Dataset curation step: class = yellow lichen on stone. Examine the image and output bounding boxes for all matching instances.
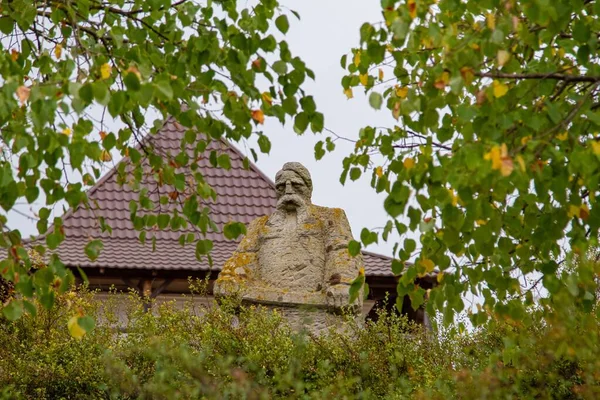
[218,252,256,283]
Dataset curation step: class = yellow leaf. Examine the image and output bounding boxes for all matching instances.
[484,145,502,170]
[359,267,365,276]
[492,80,508,98]
[68,316,86,340]
[516,155,526,172]
[251,109,265,124]
[403,157,415,169]
[460,67,474,85]
[16,86,30,105]
[497,50,510,67]
[436,272,444,283]
[100,131,107,140]
[359,73,369,86]
[100,150,112,162]
[580,204,590,220]
[591,141,600,155]
[486,13,496,30]
[378,68,384,81]
[261,92,272,105]
[485,143,513,176]
[521,135,532,145]
[419,258,435,273]
[392,101,401,120]
[434,71,450,89]
[127,65,142,79]
[54,44,62,59]
[448,189,458,206]
[10,49,19,62]
[62,127,72,136]
[100,63,112,80]
[395,86,408,98]
[476,219,487,226]
[421,37,433,48]
[375,166,383,178]
[353,51,361,67]
[344,88,354,99]
[557,131,568,141]
[470,43,480,50]
[407,0,417,19]
[500,156,514,177]
[568,205,580,218]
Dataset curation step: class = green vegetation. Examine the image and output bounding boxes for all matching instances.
[0,281,599,399]
[336,0,600,326]
[1,0,600,396]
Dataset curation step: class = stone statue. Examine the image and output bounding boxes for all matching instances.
[214,162,363,332]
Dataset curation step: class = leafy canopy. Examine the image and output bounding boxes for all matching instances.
[0,0,321,319]
[331,0,600,325]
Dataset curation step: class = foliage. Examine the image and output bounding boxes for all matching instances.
[0,285,599,399]
[324,0,600,324]
[0,0,319,314]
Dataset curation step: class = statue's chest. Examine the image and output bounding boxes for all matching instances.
[258,222,326,290]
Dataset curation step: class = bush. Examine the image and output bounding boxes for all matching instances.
[1,282,599,399]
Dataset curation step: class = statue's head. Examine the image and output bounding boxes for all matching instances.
[274,162,312,212]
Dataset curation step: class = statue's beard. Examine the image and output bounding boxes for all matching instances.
[276,194,307,212]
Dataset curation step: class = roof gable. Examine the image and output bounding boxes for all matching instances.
[53,118,393,276]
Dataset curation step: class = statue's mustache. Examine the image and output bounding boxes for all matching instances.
[277,194,305,208]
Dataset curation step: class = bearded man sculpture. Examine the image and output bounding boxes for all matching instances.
[214,162,363,332]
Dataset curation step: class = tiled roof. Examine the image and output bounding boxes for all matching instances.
[50,117,393,277]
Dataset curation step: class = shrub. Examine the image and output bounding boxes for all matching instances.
[1,284,599,399]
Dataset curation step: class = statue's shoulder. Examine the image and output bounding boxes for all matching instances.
[309,205,349,224]
[248,215,269,229]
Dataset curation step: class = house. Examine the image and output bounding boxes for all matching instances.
[48,117,435,323]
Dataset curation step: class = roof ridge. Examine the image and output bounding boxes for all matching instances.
[223,139,276,189]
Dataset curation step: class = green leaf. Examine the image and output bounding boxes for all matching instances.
[92,82,110,105]
[272,60,287,75]
[368,92,383,110]
[275,15,289,34]
[348,240,361,256]
[195,239,213,259]
[360,228,378,246]
[300,96,317,114]
[125,73,142,92]
[76,266,89,286]
[2,300,23,321]
[223,221,247,240]
[391,259,404,275]
[314,141,325,160]
[155,81,173,100]
[217,154,231,170]
[0,17,14,35]
[294,112,309,134]
[157,214,170,230]
[349,167,361,181]
[257,135,271,153]
[77,315,96,332]
[84,239,104,262]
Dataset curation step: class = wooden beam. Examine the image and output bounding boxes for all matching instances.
[150,279,173,299]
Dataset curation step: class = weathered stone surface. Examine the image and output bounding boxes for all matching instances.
[214,162,363,333]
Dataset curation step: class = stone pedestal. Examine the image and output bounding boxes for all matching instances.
[264,305,361,335]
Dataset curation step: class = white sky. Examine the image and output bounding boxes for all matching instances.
[8,1,407,258]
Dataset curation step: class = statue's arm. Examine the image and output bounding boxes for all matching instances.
[214,216,267,292]
[323,208,363,308]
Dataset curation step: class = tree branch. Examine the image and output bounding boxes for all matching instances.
[476,71,600,83]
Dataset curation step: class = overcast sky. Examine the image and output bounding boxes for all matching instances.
[247,0,405,257]
[8,1,408,258]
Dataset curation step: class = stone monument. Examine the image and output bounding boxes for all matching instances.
[214,162,363,333]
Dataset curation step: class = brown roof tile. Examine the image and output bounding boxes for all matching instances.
[51,117,393,277]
